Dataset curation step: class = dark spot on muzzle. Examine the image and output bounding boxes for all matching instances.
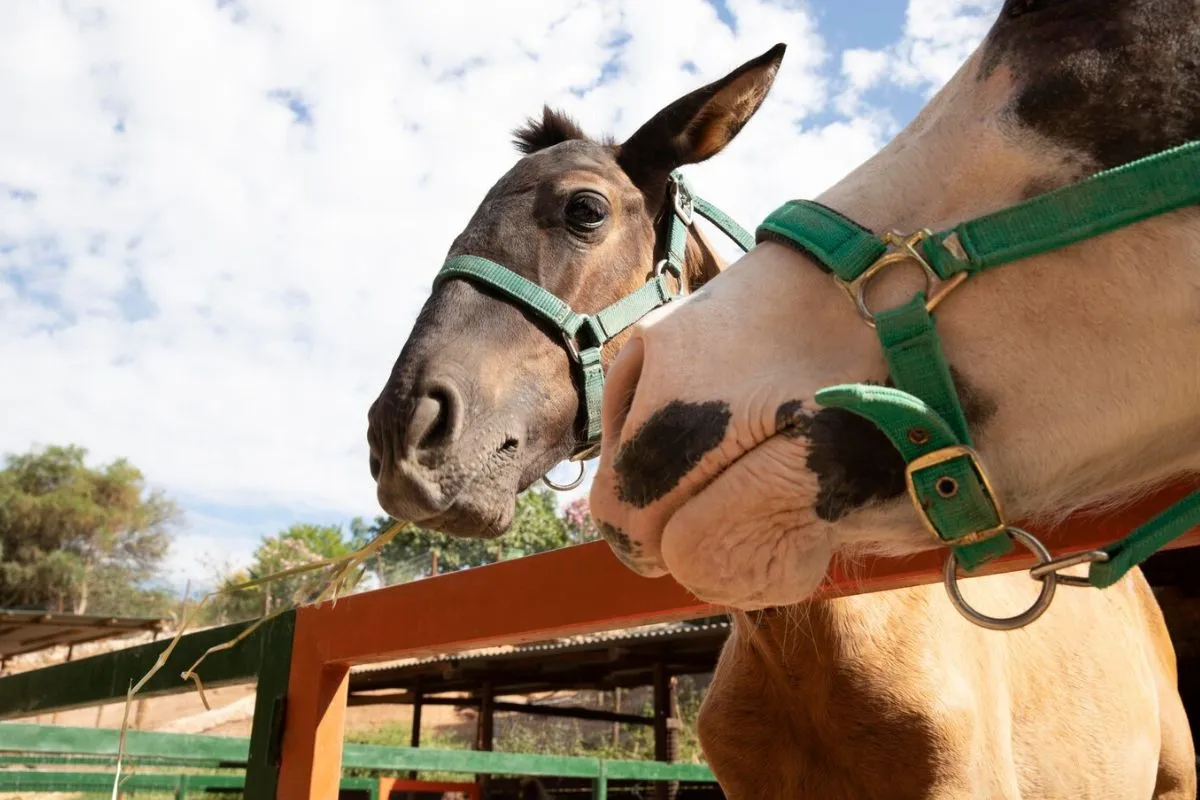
[597,520,652,572]
[806,407,906,522]
[615,399,731,508]
[775,399,813,439]
[798,367,995,521]
[597,520,639,556]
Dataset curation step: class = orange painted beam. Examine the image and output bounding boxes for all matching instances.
[378,777,480,798]
[277,649,349,800]
[276,475,1200,798]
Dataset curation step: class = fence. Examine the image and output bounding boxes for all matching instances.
[0,477,1196,798]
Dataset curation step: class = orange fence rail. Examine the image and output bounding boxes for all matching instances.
[276,476,1200,799]
[379,777,480,798]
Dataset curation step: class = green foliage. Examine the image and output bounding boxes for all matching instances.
[202,522,360,623]
[351,487,577,587]
[0,444,178,616]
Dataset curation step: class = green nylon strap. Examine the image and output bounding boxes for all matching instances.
[577,346,605,443]
[694,197,756,251]
[435,256,586,337]
[875,295,973,446]
[922,138,1200,278]
[814,373,1012,570]
[589,277,674,341]
[755,138,1200,582]
[1090,487,1200,588]
[756,200,886,280]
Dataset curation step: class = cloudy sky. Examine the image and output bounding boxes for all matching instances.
[1,0,1000,587]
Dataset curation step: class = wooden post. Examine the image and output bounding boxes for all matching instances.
[408,687,423,785]
[275,611,350,800]
[653,664,679,800]
[477,681,495,800]
[612,688,621,749]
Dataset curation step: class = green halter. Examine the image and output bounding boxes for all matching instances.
[434,171,754,461]
[757,139,1200,627]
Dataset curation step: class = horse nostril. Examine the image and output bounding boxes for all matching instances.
[404,381,463,455]
[369,452,382,481]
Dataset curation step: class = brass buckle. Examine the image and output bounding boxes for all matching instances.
[840,230,968,327]
[904,444,1007,546]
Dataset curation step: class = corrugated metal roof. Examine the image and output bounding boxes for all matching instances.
[350,618,730,676]
[0,609,167,659]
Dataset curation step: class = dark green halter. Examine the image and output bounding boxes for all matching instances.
[757,139,1200,629]
[433,171,754,464]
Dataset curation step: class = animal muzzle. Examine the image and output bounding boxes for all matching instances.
[367,375,466,521]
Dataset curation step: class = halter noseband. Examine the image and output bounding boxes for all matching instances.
[758,139,1200,629]
[432,171,754,465]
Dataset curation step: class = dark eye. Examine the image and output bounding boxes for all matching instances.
[565,191,609,232]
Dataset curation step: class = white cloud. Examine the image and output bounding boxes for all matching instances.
[0,0,999,582]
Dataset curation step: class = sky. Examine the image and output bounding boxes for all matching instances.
[0,0,1001,589]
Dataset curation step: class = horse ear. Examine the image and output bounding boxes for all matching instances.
[617,43,785,197]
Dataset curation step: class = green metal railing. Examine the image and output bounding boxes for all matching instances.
[0,723,718,798]
[0,613,294,796]
[0,607,720,798]
[0,769,379,799]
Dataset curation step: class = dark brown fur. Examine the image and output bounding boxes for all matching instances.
[982,0,1200,172]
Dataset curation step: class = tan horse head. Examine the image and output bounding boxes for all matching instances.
[366,46,783,538]
[588,0,1200,610]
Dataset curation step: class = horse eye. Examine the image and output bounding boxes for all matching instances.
[565,192,609,232]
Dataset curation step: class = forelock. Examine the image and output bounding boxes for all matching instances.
[512,106,591,154]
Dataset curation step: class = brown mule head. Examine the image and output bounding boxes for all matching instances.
[366,44,785,538]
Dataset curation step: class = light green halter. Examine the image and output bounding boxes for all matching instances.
[757,140,1200,629]
[433,171,754,471]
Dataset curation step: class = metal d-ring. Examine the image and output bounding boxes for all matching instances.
[542,460,586,492]
[943,526,1058,631]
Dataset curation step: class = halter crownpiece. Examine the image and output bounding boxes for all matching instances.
[758,138,1200,629]
[433,171,754,465]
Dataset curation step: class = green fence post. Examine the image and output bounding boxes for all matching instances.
[594,761,608,800]
[244,612,297,800]
[176,773,189,800]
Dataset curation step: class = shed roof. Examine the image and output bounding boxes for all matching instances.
[348,616,731,698]
[0,609,166,660]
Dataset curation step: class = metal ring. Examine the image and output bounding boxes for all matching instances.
[943,526,1057,631]
[542,460,586,492]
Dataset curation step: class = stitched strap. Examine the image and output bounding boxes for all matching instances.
[875,296,972,446]
[756,201,886,280]
[922,139,1200,277]
[435,256,586,337]
[694,196,756,251]
[589,278,674,341]
[815,296,1012,569]
[1090,487,1200,588]
[755,138,1200,578]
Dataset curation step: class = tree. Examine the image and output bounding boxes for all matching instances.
[0,444,177,615]
[563,497,601,543]
[354,487,574,587]
[204,522,360,623]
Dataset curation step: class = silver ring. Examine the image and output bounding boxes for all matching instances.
[943,526,1057,631]
[542,461,586,492]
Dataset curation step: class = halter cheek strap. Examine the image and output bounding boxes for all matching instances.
[433,171,754,461]
[756,138,1200,609]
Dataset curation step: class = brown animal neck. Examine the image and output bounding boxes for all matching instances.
[682,225,726,290]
